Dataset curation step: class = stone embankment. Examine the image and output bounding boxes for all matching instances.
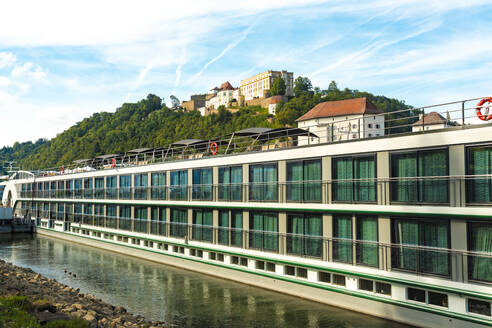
[0,259,166,327]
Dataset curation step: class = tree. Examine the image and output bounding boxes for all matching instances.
[170,95,180,110]
[270,77,286,96]
[328,81,339,92]
[293,76,312,96]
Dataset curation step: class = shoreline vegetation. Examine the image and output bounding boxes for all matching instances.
[0,259,166,327]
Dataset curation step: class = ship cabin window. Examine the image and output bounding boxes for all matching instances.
[74,179,82,199]
[119,205,131,231]
[333,215,352,263]
[218,166,242,201]
[466,145,492,204]
[192,168,213,201]
[83,204,93,225]
[134,174,148,200]
[44,182,50,198]
[57,203,64,221]
[65,203,73,221]
[468,298,491,316]
[249,163,278,201]
[332,215,378,267]
[94,204,104,227]
[218,210,243,247]
[249,212,278,252]
[106,176,116,199]
[358,278,373,292]
[391,218,450,276]
[332,274,346,286]
[390,149,449,204]
[65,180,73,198]
[150,207,166,236]
[407,288,448,308]
[286,159,321,202]
[57,181,65,198]
[83,178,92,199]
[468,222,492,283]
[376,282,392,295]
[151,172,166,200]
[50,181,56,198]
[94,177,104,199]
[356,216,378,267]
[407,288,425,303]
[106,205,117,229]
[286,213,322,258]
[134,206,148,233]
[428,291,448,307]
[170,208,188,238]
[332,155,376,203]
[318,271,331,283]
[119,175,131,199]
[192,209,213,242]
[170,170,188,201]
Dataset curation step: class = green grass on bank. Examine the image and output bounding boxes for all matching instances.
[0,295,89,328]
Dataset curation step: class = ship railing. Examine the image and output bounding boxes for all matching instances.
[28,97,491,177]
[49,216,492,284]
[22,174,492,206]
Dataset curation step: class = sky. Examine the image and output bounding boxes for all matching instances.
[0,0,491,147]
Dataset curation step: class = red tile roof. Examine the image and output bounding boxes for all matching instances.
[412,112,448,125]
[296,97,382,121]
[220,81,234,90]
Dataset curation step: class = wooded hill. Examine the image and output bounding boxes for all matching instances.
[0,80,415,173]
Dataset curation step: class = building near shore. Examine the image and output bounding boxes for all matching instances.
[240,70,294,101]
[296,97,385,145]
[412,112,458,132]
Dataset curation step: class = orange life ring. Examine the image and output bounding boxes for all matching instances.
[210,142,218,155]
[476,97,492,121]
[111,158,116,168]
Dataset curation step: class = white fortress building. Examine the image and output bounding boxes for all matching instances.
[296,97,385,145]
[240,70,294,100]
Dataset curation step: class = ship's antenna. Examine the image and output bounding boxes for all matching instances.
[3,161,20,175]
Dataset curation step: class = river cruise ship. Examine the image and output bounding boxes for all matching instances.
[2,97,492,328]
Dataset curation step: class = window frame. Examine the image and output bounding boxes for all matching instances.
[389,147,449,205]
[332,153,377,204]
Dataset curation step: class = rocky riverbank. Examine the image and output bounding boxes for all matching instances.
[0,259,167,327]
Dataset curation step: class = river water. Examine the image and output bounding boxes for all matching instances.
[0,234,415,328]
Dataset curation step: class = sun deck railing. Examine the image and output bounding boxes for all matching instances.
[22,97,491,177]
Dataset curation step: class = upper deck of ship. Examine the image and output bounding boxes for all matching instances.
[9,96,492,181]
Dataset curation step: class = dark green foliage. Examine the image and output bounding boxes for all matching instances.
[0,139,47,174]
[0,296,88,328]
[270,77,286,96]
[45,318,89,328]
[293,76,313,96]
[6,83,414,171]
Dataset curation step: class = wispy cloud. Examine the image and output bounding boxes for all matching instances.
[175,48,187,87]
[185,22,257,85]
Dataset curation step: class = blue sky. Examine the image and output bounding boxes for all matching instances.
[1,0,491,147]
